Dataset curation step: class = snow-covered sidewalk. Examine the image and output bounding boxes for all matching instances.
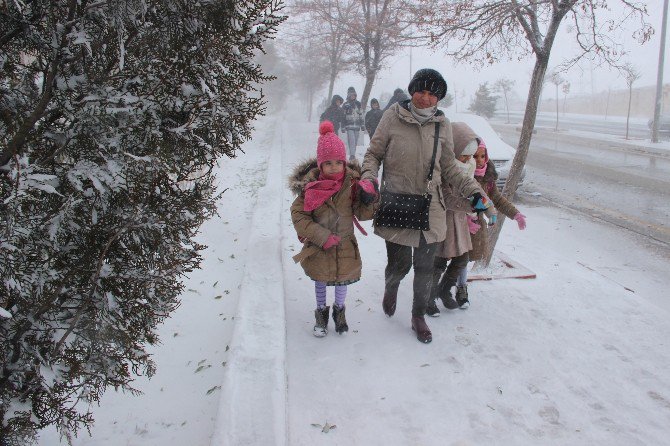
[41,115,670,445]
[278,119,670,445]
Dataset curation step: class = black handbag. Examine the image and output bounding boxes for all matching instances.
[375,122,440,231]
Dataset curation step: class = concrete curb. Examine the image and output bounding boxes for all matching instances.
[210,120,287,446]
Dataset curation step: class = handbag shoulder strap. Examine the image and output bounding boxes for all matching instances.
[426,121,440,182]
[381,120,441,188]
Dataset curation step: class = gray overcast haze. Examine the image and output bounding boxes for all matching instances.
[329,1,668,106]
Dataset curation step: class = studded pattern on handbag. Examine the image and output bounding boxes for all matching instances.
[375,191,432,230]
[374,121,440,231]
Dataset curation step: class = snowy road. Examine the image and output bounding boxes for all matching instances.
[499,111,656,141]
[494,125,670,254]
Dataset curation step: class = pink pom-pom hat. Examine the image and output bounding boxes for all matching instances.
[316,121,347,168]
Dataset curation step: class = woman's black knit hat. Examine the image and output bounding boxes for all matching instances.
[407,68,447,100]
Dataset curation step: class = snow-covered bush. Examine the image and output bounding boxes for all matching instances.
[0,1,285,443]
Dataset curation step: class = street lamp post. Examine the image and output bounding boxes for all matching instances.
[652,0,669,143]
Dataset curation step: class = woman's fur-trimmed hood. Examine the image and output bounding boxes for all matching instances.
[288,158,362,196]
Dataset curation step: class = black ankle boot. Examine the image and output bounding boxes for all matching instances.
[437,278,459,309]
[455,285,470,309]
[382,291,397,317]
[426,298,441,317]
[313,306,330,337]
[332,305,349,334]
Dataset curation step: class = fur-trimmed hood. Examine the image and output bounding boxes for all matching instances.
[288,158,362,196]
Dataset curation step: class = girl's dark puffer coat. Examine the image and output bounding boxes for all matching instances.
[470,160,520,260]
[289,159,377,284]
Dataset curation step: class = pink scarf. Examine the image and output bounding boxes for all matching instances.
[474,149,489,177]
[303,170,345,211]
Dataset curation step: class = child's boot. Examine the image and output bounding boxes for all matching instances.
[438,283,459,310]
[455,285,470,309]
[313,306,330,337]
[332,304,349,334]
[426,298,441,317]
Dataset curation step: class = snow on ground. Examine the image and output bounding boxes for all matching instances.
[40,113,670,445]
[39,117,278,446]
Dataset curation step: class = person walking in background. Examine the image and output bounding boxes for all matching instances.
[427,122,480,317]
[342,86,365,161]
[364,98,384,139]
[289,121,378,337]
[319,95,345,134]
[461,138,528,307]
[383,87,409,111]
[359,69,491,344]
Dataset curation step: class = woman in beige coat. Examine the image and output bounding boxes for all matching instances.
[360,69,489,344]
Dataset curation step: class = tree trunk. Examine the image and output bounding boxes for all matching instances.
[360,71,376,112]
[480,55,549,267]
[327,68,337,104]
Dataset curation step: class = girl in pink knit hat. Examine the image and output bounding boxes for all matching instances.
[289,121,379,337]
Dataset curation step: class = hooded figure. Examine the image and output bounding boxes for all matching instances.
[383,88,409,111]
[427,121,480,315]
[435,122,479,258]
[320,94,345,133]
[341,87,364,160]
[364,98,384,139]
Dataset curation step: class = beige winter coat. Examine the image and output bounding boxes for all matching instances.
[289,159,377,284]
[361,101,484,247]
[435,121,480,259]
[437,185,473,258]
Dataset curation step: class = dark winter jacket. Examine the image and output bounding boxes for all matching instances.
[364,108,384,138]
[342,99,364,131]
[469,160,520,260]
[384,90,409,111]
[289,159,377,284]
[320,95,345,133]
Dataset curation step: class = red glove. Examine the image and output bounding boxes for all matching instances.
[322,234,341,250]
[466,215,481,234]
[513,213,527,230]
[298,235,307,243]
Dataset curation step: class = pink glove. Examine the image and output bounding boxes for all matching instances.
[322,234,341,250]
[358,179,379,205]
[466,215,481,234]
[358,179,377,194]
[513,213,527,230]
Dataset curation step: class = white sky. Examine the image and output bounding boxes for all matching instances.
[332,1,669,104]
